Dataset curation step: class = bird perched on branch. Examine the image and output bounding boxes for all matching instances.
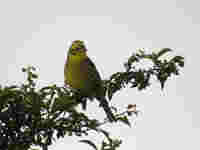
[64,40,115,122]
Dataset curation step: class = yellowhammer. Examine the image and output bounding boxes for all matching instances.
[64,40,115,122]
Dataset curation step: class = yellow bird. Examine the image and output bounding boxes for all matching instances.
[64,40,115,122]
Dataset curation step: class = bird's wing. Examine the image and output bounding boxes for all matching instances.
[82,57,102,82]
[81,57,104,95]
[82,58,115,122]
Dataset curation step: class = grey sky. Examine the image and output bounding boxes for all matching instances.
[0,0,198,150]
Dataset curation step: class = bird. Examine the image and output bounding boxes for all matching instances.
[64,40,115,122]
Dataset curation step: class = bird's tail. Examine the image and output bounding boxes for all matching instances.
[98,97,116,122]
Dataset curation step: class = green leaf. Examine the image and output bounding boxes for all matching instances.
[171,56,184,67]
[157,48,172,58]
[31,74,38,79]
[22,67,26,72]
[118,116,131,127]
[79,140,98,150]
[99,129,110,140]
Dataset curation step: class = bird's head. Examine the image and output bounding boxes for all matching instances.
[67,40,88,61]
[68,40,87,55]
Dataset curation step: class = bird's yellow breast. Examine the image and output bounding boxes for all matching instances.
[64,51,104,98]
[65,62,84,89]
[64,55,92,95]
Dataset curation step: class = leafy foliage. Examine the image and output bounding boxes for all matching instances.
[0,49,184,150]
[106,48,184,99]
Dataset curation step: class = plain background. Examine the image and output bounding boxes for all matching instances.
[0,0,198,150]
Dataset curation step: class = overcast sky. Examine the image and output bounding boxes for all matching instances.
[0,0,198,150]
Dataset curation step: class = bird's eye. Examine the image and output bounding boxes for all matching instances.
[76,47,81,51]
